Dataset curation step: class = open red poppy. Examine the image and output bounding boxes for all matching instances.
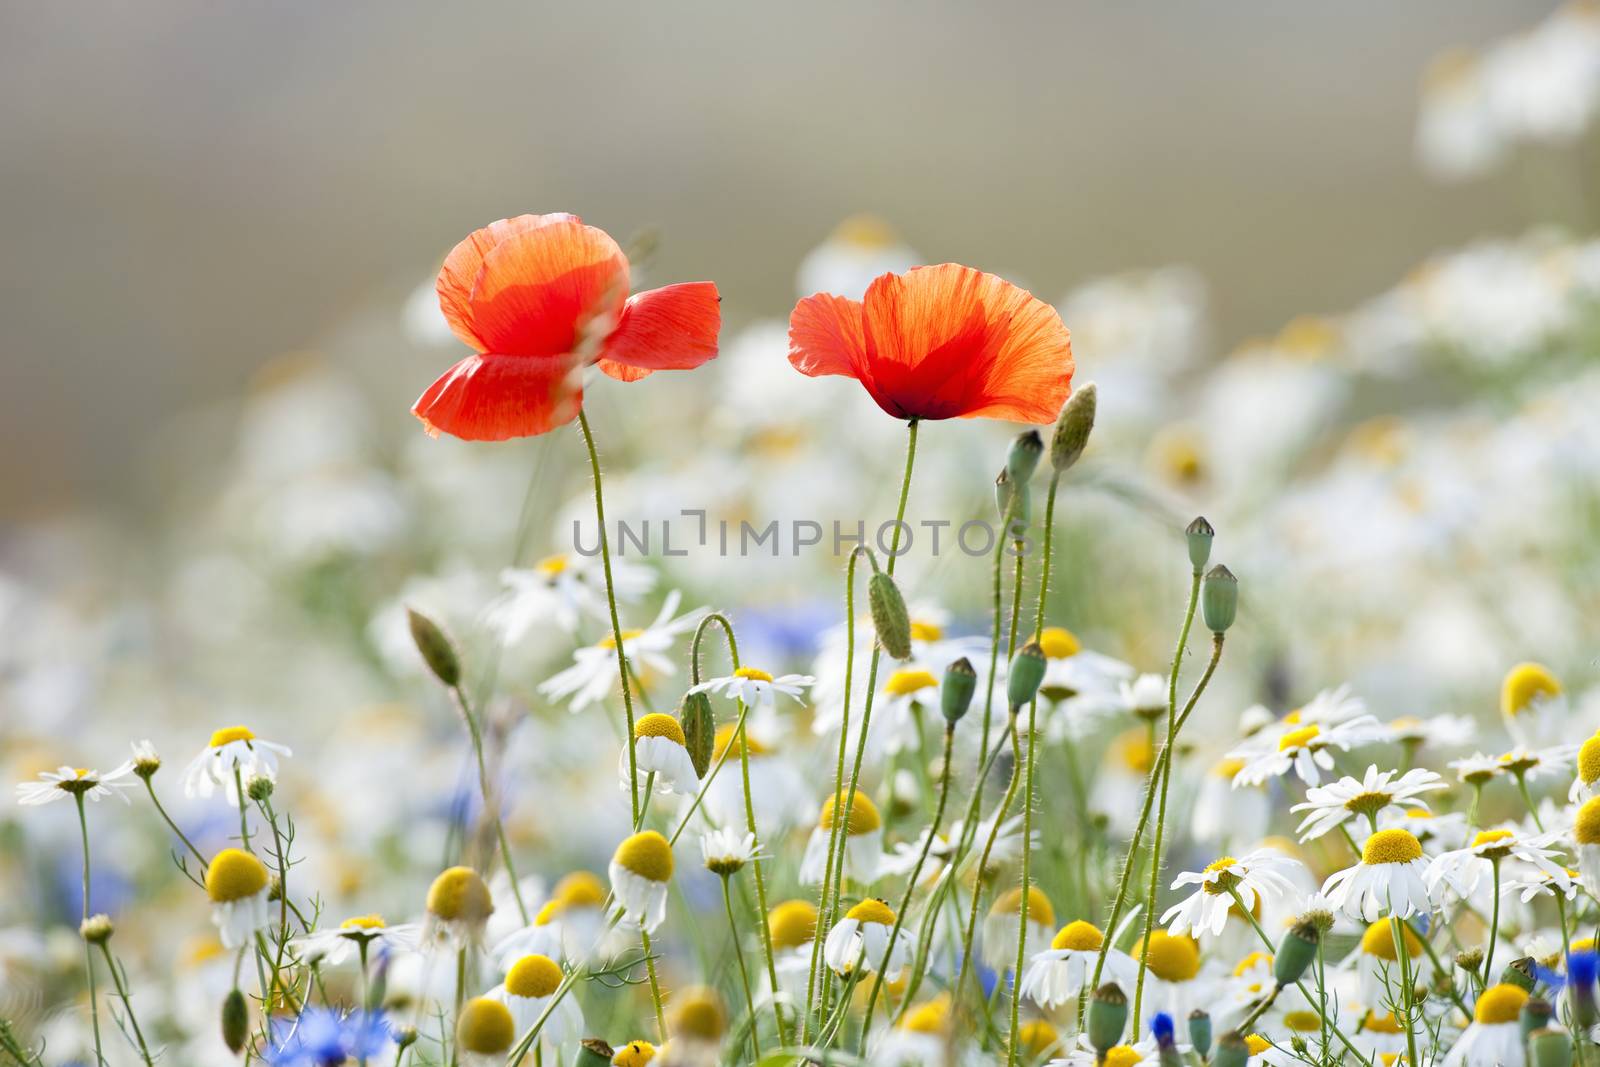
[788,264,1073,424]
[413,213,721,441]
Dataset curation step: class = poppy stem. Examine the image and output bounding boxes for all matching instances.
[721,874,762,1060]
[576,407,643,828]
[449,683,530,925]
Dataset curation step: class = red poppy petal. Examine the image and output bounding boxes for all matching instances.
[467,219,630,358]
[411,353,583,441]
[436,214,579,351]
[594,358,653,382]
[787,292,867,378]
[601,282,722,375]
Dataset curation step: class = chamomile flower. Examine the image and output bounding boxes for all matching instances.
[799,791,883,886]
[205,848,273,949]
[1570,732,1600,801]
[1344,918,1424,1010]
[768,899,820,1001]
[1192,758,1269,848]
[494,871,608,965]
[702,725,809,834]
[1020,920,1138,1010]
[1442,983,1529,1067]
[455,997,515,1066]
[1501,661,1566,747]
[291,914,420,966]
[15,763,136,806]
[1425,825,1572,901]
[610,831,673,933]
[486,954,584,1056]
[700,827,758,876]
[182,726,292,806]
[1130,929,1207,1020]
[1377,807,1471,852]
[425,866,495,947]
[611,1041,656,1067]
[1290,766,1447,842]
[689,667,813,710]
[1122,673,1169,723]
[823,898,909,977]
[981,885,1056,973]
[1574,797,1600,888]
[1229,715,1384,788]
[1320,829,1433,921]
[870,993,954,1067]
[1382,713,1476,752]
[487,553,654,640]
[1161,848,1305,940]
[1054,1034,1160,1067]
[1503,865,1583,902]
[1037,626,1135,716]
[539,591,704,712]
[1093,728,1157,836]
[619,713,700,796]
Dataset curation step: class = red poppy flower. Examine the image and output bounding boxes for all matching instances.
[788,263,1073,423]
[413,213,721,440]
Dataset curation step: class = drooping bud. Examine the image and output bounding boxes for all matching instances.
[1187,1010,1213,1059]
[1050,381,1097,473]
[1274,918,1320,988]
[868,571,913,660]
[407,606,462,688]
[678,691,715,778]
[221,989,249,1054]
[1006,641,1048,711]
[1530,1027,1574,1067]
[1087,983,1128,1056]
[1455,947,1484,973]
[1503,956,1538,993]
[1202,564,1238,634]
[574,1038,615,1067]
[1521,998,1555,1041]
[1007,430,1044,484]
[941,658,978,725]
[246,775,274,802]
[1212,1031,1250,1067]
[393,1026,418,1052]
[130,741,161,781]
[79,914,114,945]
[1185,516,1215,572]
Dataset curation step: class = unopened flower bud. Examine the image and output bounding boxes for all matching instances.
[1455,947,1484,973]
[246,775,274,802]
[1185,516,1214,572]
[1274,918,1319,988]
[995,470,1031,535]
[79,914,114,945]
[1050,381,1097,473]
[1503,956,1537,993]
[1007,430,1044,484]
[868,571,912,661]
[1187,1010,1212,1058]
[1006,641,1048,711]
[1522,998,1555,1040]
[393,1026,418,1051]
[575,1039,614,1067]
[941,658,978,725]
[221,989,250,1054]
[130,740,161,780]
[1202,564,1238,634]
[678,691,715,779]
[1212,1031,1250,1067]
[407,607,461,688]
[1087,983,1128,1055]
[1530,1027,1574,1067]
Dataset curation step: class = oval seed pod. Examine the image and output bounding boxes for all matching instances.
[869,572,913,660]
[679,690,716,778]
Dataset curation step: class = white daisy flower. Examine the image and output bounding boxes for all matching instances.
[205,848,273,949]
[1425,825,1572,901]
[1382,713,1476,751]
[1497,743,1579,784]
[1290,765,1447,842]
[981,885,1055,973]
[689,667,813,711]
[869,994,956,1067]
[455,997,517,1066]
[1192,758,1269,849]
[1036,626,1135,720]
[1503,865,1583,903]
[619,713,700,796]
[1343,918,1425,1012]
[1500,661,1566,748]
[609,831,673,934]
[1442,984,1530,1067]
[1320,828,1433,921]
[291,914,420,967]
[701,727,810,835]
[425,866,495,949]
[822,898,909,978]
[539,591,704,712]
[1053,1033,1160,1067]
[493,871,608,966]
[487,553,654,640]
[799,791,883,886]
[700,827,759,876]
[15,763,136,806]
[1575,797,1600,888]
[767,900,819,1003]
[1569,732,1600,802]
[1020,920,1137,1010]
[1229,715,1385,788]
[1450,751,1504,787]
[484,954,583,1058]
[1129,929,1210,1022]
[1377,807,1471,852]
[182,726,292,807]
[1161,848,1305,940]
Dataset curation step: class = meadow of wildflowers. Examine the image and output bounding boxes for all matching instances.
[11,7,1600,1067]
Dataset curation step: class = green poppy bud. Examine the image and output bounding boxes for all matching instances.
[869,571,913,660]
[1087,983,1128,1054]
[575,1039,615,1067]
[1530,1027,1573,1067]
[1007,429,1044,484]
[995,470,1031,536]
[1503,956,1538,993]
[1212,1031,1250,1067]
[679,690,716,778]
[1521,998,1554,1041]
[1050,381,1097,473]
[1202,564,1238,634]
[1006,641,1048,711]
[221,989,249,1054]
[1274,919,1320,988]
[941,658,978,725]
[1185,516,1214,572]
[1187,1010,1213,1059]
[407,607,462,688]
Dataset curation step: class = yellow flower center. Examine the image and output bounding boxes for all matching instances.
[733,667,773,682]
[1284,1011,1322,1033]
[555,870,606,908]
[1581,734,1600,785]
[768,900,818,950]
[205,848,269,904]
[612,1041,656,1067]
[1039,627,1081,660]
[535,553,568,576]
[1360,920,1423,961]
[1233,951,1272,977]
[633,713,687,746]
[989,886,1055,927]
[1201,857,1241,895]
[1576,938,1597,953]
[901,994,952,1034]
[1474,983,1529,1025]
[535,900,563,926]
[909,619,944,642]
[833,213,898,250]
[1361,1011,1405,1035]
[426,866,493,924]
[1278,724,1321,751]
[1502,662,1561,718]
[1104,1046,1142,1067]
[1577,797,1600,845]
[614,831,674,883]
[1132,930,1200,982]
[1117,730,1154,773]
[456,997,514,1055]
[846,899,895,926]
[1246,1035,1271,1056]
[1212,758,1246,779]
[712,724,771,761]
[208,726,256,748]
[669,988,724,1040]
[1018,1019,1059,1054]
[340,914,386,931]
[885,669,939,697]
[504,954,563,999]
[819,791,881,835]
[1471,829,1514,855]
[1362,828,1423,865]
[597,629,645,650]
[1051,920,1104,952]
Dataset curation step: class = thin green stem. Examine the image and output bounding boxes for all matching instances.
[96,944,154,1066]
[640,928,667,1041]
[1390,914,1420,1067]
[722,876,762,1060]
[233,767,252,850]
[141,778,207,867]
[450,683,529,924]
[1485,858,1502,998]
[958,713,1023,1002]
[74,796,105,1067]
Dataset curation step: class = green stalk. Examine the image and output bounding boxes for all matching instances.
[96,945,154,1066]
[722,875,762,1059]
[449,683,529,924]
[73,796,105,1067]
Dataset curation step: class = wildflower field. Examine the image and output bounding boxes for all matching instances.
[9,6,1600,1067]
